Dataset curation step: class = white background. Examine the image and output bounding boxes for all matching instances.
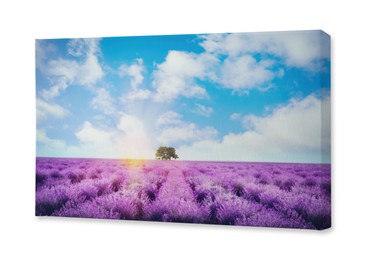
[0,0,365,259]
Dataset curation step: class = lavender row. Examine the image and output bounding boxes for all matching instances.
[183,161,330,229]
[35,158,331,230]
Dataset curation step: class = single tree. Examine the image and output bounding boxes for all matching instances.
[155,146,179,160]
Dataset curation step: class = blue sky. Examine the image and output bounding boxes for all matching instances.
[36,30,330,163]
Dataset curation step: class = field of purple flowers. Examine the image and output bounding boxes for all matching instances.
[36,158,331,230]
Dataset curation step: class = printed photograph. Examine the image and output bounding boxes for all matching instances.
[36,30,331,229]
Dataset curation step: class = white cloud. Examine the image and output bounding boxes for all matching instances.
[194,104,213,117]
[119,58,145,89]
[36,98,68,122]
[77,54,104,86]
[219,55,275,91]
[119,59,152,102]
[156,111,218,145]
[156,111,183,126]
[152,50,218,102]
[37,129,66,149]
[40,121,120,159]
[200,30,330,69]
[76,121,117,148]
[158,124,217,145]
[268,31,330,68]
[118,114,145,136]
[67,38,87,57]
[36,40,56,74]
[122,89,152,102]
[39,38,104,100]
[91,88,116,115]
[230,113,241,120]
[191,31,329,93]
[74,115,153,159]
[37,112,155,159]
[200,33,249,57]
[242,94,330,150]
[67,38,101,58]
[123,32,327,102]
[230,112,242,120]
[116,114,154,159]
[178,94,331,163]
[37,124,121,158]
[40,80,69,100]
[36,129,75,157]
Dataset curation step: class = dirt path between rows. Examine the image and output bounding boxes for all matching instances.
[158,162,194,202]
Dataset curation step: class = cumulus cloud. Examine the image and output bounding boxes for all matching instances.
[242,94,330,150]
[200,30,330,69]
[123,89,151,101]
[269,31,330,68]
[156,111,182,126]
[37,122,120,158]
[73,115,153,159]
[117,114,154,158]
[36,33,330,162]
[36,98,68,122]
[37,129,66,149]
[122,89,152,102]
[76,121,114,145]
[194,104,214,117]
[118,114,146,136]
[119,58,152,102]
[178,94,330,163]
[91,88,116,115]
[38,112,155,159]
[158,124,217,146]
[36,129,77,157]
[156,111,218,145]
[196,31,329,92]
[219,55,275,91]
[152,50,218,102]
[40,80,69,100]
[119,58,145,89]
[129,31,328,101]
[36,40,56,74]
[67,38,87,57]
[38,38,104,100]
[37,122,118,158]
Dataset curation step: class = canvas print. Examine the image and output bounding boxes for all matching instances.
[36,30,331,230]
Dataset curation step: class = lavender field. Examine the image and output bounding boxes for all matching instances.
[35,158,331,230]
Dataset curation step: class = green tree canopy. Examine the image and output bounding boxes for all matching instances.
[155,146,179,160]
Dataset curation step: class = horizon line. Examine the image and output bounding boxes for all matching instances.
[35,156,331,165]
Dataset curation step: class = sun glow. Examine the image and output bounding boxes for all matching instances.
[122,158,146,170]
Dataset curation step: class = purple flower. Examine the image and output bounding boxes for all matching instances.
[35,158,331,230]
